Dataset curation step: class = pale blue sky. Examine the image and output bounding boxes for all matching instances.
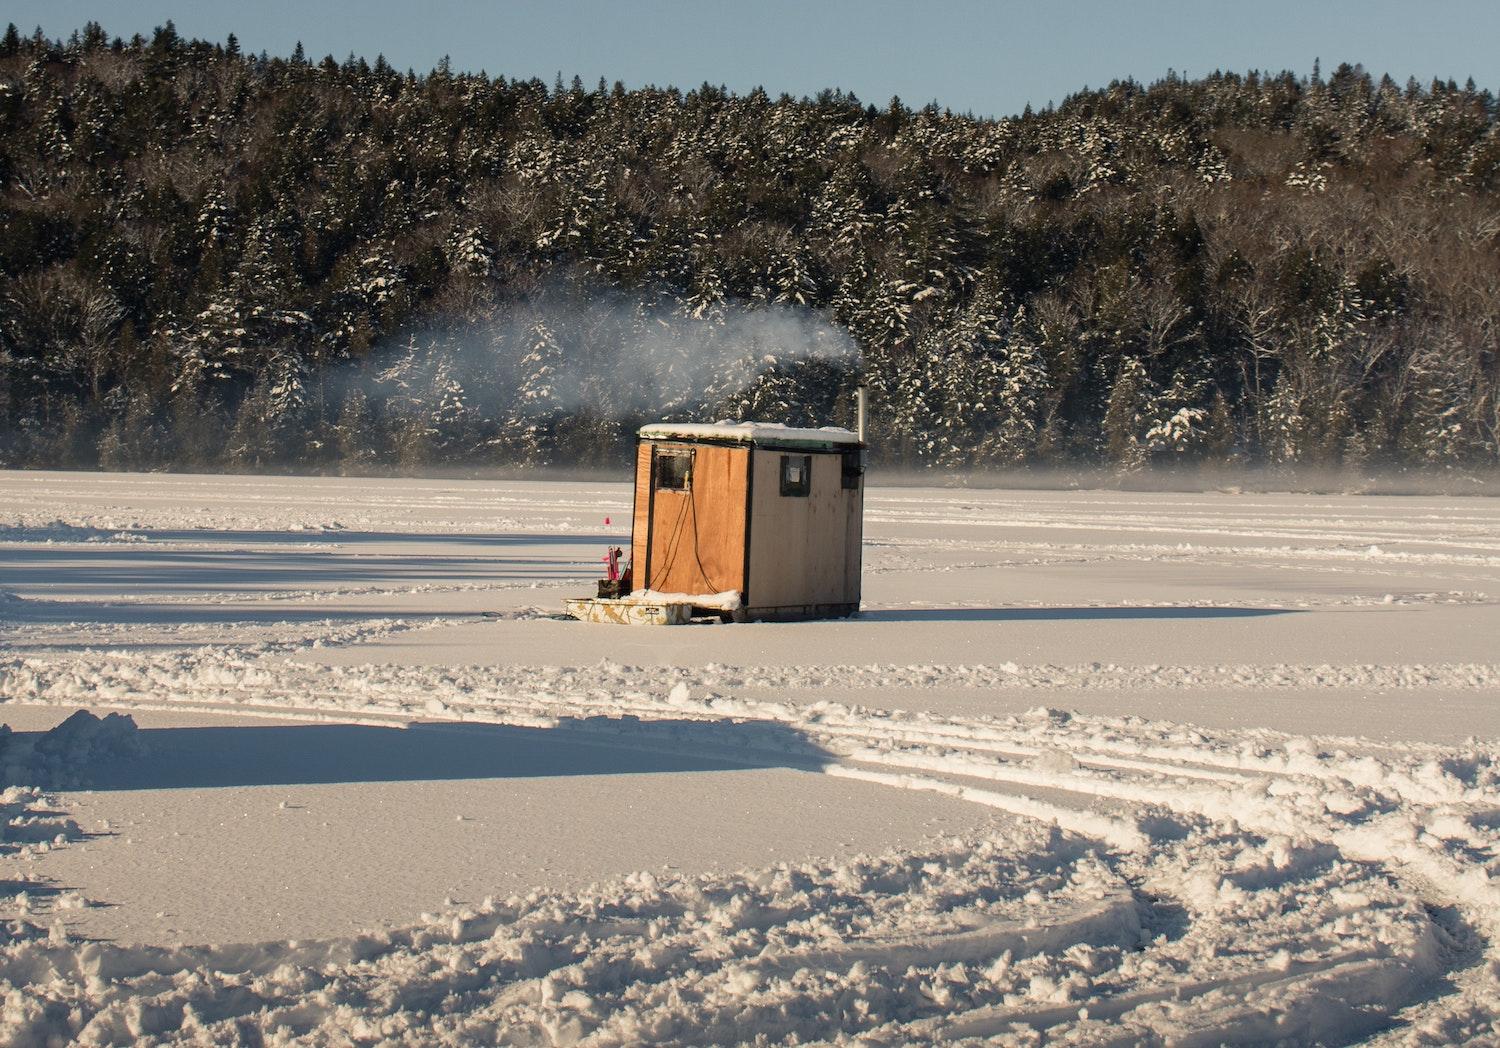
[9,1,1497,117]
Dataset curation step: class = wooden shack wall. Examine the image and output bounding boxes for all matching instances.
[745,449,861,611]
[629,442,653,588]
[631,441,749,595]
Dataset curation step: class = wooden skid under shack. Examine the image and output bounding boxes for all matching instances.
[564,597,698,626]
[564,596,856,625]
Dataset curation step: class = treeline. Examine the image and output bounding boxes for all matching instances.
[1,22,1498,475]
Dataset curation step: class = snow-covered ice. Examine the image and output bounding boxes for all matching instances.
[0,469,1497,1045]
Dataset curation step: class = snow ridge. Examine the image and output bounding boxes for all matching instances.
[2,655,1498,1044]
[0,819,1457,1046]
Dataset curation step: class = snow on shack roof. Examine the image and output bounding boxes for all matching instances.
[638,422,862,450]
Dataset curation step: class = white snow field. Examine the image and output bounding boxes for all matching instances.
[1,468,1498,1046]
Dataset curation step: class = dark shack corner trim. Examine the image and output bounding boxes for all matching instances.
[852,468,865,607]
[629,436,640,589]
[742,450,755,607]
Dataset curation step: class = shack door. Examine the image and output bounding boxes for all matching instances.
[631,442,749,596]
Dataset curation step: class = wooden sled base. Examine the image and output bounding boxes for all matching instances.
[563,597,858,625]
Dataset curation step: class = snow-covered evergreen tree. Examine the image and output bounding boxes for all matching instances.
[1102,357,1151,470]
[502,318,566,467]
[980,307,1051,467]
[333,387,379,475]
[1141,370,1210,463]
[1,32,1495,475]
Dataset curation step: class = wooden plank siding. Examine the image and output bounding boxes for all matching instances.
[629,441,654,590]
[746,449,860,611]
[633,442,750,595]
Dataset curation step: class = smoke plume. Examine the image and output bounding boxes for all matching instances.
[347,279,860,430]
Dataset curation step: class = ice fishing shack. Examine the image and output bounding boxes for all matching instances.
[567,422,865,624]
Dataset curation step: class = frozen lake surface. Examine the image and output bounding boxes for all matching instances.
[1,469,1497,1045]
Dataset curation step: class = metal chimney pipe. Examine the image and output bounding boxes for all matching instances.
[856,385,867,443]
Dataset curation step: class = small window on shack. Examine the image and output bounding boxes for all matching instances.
[654,449,693,491]
[841,450,864,490]
[779,454,811,497]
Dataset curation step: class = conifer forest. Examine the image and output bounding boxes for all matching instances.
[1,23,1497,476]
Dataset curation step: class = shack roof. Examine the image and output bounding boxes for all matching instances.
[638,422,862,451]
